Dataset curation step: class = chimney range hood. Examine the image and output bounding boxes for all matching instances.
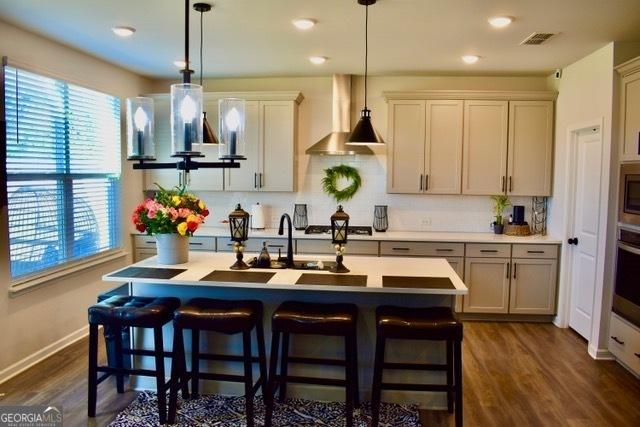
[306,74,374,155]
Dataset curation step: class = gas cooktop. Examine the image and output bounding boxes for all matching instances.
[304,225,373,236]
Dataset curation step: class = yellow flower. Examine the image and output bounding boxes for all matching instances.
[172,195,181,206]
[177,222,188,236]
[187,214,199,224]
[198,200,206,210]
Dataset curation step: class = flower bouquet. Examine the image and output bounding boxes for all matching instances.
[132,186,210,264]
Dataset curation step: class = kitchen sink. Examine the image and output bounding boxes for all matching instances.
[248,258,335,271]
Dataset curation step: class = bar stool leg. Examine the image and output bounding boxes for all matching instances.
[349,331,360,408]
[370,334,385,427]
[154,326,167,425]
[243,331,255,427]
[344,335,354,427]
[454,339,463,427]
[446,339,454,413]
[114,323,125,393]
[278,332,290,402]
[168,325,185,424]
[191,328,200,398]
[256,318,269,399]
[264,331,280,427]
[87,324,99,417]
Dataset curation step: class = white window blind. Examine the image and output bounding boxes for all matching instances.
[3,65,122,280]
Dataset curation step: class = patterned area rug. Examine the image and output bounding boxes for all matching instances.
[108,391,421,426]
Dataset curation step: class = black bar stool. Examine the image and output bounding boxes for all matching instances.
[264,301,359,427]
[88,295,181,424]
[167,298,268,427]
[370,305,463,427]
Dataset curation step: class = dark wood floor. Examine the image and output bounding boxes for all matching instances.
[0,322,638,426]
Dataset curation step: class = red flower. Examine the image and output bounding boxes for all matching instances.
[136,223,146,232]
[187,221,198,232]
[201,208,210,217]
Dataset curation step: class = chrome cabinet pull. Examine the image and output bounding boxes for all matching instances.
[611,336,625,345]
[419,174,423,191]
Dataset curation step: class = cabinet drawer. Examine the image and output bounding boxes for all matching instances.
[512,244,558,259]
[187,236,215,251]
[134,248,157,262]
[297,239,379,256]
[218,237,289,253]
[466,243,511,258]
[380,241,464,257]
[133,235,158,249]
[609,313,640,375]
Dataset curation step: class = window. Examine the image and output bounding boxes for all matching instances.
[3,64,121,280]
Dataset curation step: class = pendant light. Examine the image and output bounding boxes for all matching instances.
[347,0,384,145]
[194,2,219,144]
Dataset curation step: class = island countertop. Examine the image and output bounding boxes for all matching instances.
[103,251,467,295]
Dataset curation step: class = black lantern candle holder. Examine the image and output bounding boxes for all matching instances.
[229,204,250,270]
[293,204,308,230]
[373,205,388,232]
[330,205,350,273]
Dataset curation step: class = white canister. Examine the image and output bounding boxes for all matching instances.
[155,234,189,264]
[251,203,266,230]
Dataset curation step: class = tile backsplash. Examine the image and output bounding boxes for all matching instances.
[195,154,535,232]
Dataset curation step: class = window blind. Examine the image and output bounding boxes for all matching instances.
[3,65,121,280]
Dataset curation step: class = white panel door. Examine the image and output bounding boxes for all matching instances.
[260,101,295,191]
[425,100,463,194]
[462,100,509,195]
[225,100,261,191]
[569,127,602,339]
[386,100,426,193]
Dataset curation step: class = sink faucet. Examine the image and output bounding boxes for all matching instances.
[278,213,295,268]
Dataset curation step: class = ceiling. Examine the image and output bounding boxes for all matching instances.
[1,0,639,78]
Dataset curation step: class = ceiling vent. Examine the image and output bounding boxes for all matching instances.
[520,32,556,45]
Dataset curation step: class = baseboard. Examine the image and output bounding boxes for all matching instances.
[0,325,90,385]
[587,344,614,360]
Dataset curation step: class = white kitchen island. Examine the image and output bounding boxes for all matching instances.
[103,251,467,408]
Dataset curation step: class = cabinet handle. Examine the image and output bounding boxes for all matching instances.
[425,174,429,191]
[527,250,545,254]
[254,173,258,189]
[513,262,517,279]
[226,243,234,247]
[419,174,423,191]
[480,249,498,253]
[635,352,640,358]
[145,241,155,244]
[259,173,263,188]
[268,244,284,248]
[436,248,454,252]
[392,247,410,251]
[501,176,506,193]
[611,336,625,345]
[506,263,510,279]
[509,176,513,192]
[637,132,640,155]
[189,242,203,246]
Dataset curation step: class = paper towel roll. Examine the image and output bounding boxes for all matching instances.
[251,203,266,229]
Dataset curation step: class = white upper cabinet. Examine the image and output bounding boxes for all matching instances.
[462,100,509,195]
[617,57,640,162]
[387,100,426,194]
[225,100,261,191]
[507,100,554,196]
[425,100,463,194]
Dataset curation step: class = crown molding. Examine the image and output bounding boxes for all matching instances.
[615,56,640,77]
[383,90,558,101]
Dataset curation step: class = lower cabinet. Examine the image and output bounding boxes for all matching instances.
[509,258,557,315]
[463,257,510,314]
[609,313,640,375]
[297,239,379,256]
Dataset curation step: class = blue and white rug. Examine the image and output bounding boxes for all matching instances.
[108,391,421,426]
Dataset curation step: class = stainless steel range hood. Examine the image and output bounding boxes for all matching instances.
[306,74,374,155]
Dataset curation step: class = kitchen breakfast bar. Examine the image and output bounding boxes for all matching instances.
[100,251,467,415]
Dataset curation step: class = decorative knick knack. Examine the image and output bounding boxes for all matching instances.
[373,205,388,232]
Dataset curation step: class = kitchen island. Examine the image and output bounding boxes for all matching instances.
[103,251,467,407]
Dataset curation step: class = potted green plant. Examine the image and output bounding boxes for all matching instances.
[490,195,510,234]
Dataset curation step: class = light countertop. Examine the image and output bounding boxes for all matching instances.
[103,251,468,296]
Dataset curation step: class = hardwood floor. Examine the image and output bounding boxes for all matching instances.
[0,322,638,426]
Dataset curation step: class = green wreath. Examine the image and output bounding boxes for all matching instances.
[322,165,362,203]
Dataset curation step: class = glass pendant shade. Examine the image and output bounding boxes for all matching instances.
[331,205,350,244]
[219,98,246,159]
[348,108,385,145]
[126,97,155,160]
[229,204,250,242]
[171,83,203,155]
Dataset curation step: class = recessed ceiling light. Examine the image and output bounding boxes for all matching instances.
[309,56,327,65]
[292,18,317,30]
[111,26,136,37]
[488,16,513,28]
[173,60,187,68]
[462,55,480,64]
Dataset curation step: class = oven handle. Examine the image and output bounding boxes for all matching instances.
[618,242,640,256]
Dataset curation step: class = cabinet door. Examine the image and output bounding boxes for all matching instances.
[189,97,224,191]
[260,101,296,191]
[387,100,426,193]
[225,100,260,191]
[507,101,553,196]
[463,257,510,313]
[425,100,463,194]
[509,258,557,315]
[145,95,180,190]
[621,73,640,161]
[462,100,509,195]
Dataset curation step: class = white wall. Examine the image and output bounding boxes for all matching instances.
[149,75,550,231]
[0,20,151,381]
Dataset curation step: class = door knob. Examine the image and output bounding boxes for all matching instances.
[567,237,579,245]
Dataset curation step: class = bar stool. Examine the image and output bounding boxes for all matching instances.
[370,305,463,427]
[88,295,181,424]
[264,301,359,427]
[167,298,268,427]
